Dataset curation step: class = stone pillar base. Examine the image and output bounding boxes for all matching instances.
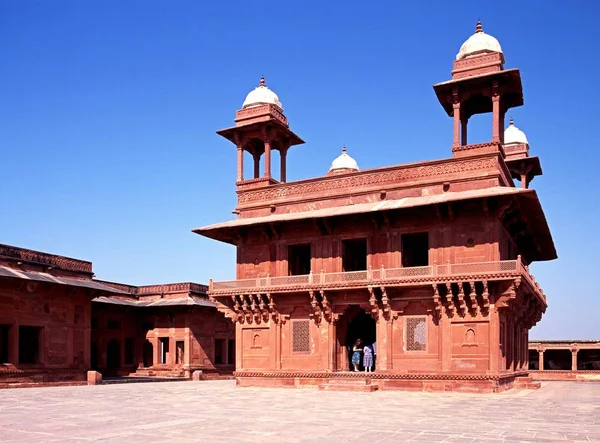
[87,371,102,385]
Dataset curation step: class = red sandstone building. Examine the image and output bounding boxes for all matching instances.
[196,22,557,392]
[0,244,234,386]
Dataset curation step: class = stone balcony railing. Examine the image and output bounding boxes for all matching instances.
[209,258,545,303]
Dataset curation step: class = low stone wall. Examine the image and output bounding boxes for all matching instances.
[234,371,526,393]
[529,370,600,382]
[0,368,87,389]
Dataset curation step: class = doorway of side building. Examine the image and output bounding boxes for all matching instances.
[106,339,120,374]
[336,305,376,372]
[143,339,154,368]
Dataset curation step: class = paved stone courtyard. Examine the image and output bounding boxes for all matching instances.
[0,381,598,442]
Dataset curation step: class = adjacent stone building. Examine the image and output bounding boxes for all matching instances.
[0,244,233,386]
[196,22,557,392]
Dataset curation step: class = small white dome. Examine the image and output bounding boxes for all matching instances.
[242,76,282,109]
[504,118,528,145]
[329,147,359,172]
[456,21,503,60]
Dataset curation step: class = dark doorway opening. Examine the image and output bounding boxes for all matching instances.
[528,350,539,370]
[0,325,9,363]
[18,326,41,364]
[337,307,376,371]
[143,340,153,367]
[106,339,120,371]
[401,232,429,267]
[175,341,184,364]
[159,338,169,364]
[91,341,98,370]
[124,338,134,365]
[544,349,571,370]
[578,349,600,370]
[288,244,311,276]
[215,338,225,364]
[342,238,367,272]
[228,339,235,366]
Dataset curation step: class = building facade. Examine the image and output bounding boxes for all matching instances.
[197,22,557,392]
[0,244,233,387]
[528,340,600,381]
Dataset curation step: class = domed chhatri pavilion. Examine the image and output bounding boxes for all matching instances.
[195,22,556,392]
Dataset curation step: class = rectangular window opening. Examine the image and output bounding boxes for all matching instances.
[227,339,235,366]
[288,244,311,276]
[342,238,367,272]
[214,338,225,365]
[401,232,429,267]
[124,338,134,365]
[19,326,42,364]
[0,324,10,363]
[107,320,121,330]
[159,338,169,364]
[405,317,427,352]
[292,320,310,353]
[175,341,184,364]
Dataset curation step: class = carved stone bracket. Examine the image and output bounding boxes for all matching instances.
[456,282,467,316]
[468,281,480,316]
[481,280,490,310]
[432,284,443,320]
[309,291,323,325]
[368,286,379,320]
[445,283,456,317]
[321,291,333,323]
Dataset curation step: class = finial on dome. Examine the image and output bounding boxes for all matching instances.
[259,75,266,87]
[509,117,514,126]
[475,20,483,33]
[342,145,347,153]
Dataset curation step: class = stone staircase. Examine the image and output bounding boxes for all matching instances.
[513,376,541,389]
[319,377,379,392]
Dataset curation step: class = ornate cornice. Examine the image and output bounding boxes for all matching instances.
[237,156,498,206]
[0,244,92,273]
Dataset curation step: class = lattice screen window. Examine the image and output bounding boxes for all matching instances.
[292,320,310,353]
[405,317,427,351]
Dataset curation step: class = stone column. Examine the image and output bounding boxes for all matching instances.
[8,323,18,365]
[264,140,272,179]
[572,348,578,372]
[538,349,544,371]
[253,154,260,179]
[452,102,461,148]
[492,83,500,143]
[280,148,287,183]
[327,319,336,372]
[461,118,468,146]
[237,145,244,182]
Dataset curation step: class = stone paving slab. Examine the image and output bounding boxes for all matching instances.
[0,381,598,442]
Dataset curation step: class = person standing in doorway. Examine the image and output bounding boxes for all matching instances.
[351,339,363,372]
[363,343,374,373]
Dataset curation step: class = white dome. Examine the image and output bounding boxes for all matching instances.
[456,21,503,60]
[242,76,282,109]
[504,118,528,145]
[329,147,359,172]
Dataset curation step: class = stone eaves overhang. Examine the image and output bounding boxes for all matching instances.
[193,186,557,262]
[433,69,523,118]
[0,266,128,295]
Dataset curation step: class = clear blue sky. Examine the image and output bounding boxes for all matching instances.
[1,1,599,339]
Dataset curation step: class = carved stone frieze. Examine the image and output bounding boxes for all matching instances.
[237,157,497,205]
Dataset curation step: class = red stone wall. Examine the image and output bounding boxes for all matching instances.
[91,302,235,376]
[0,279,92,381]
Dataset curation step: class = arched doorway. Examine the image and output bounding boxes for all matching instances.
[336,306,376,372]
[143,339,154,368]
[106,339,120,374]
